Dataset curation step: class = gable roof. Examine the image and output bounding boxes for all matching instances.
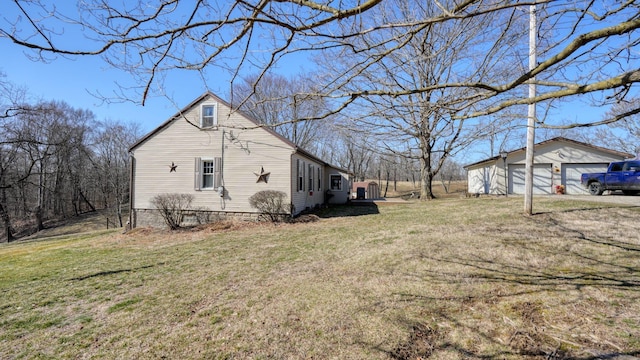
[129,91,348,172]
[463,136,634,169]
[351,181,379,190]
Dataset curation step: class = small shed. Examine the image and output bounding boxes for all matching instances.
[351,181,381,200]
[464,137,633,195]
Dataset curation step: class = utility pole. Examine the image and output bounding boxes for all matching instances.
[524,4,537,215]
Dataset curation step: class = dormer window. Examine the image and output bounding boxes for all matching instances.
[201,104,217,128]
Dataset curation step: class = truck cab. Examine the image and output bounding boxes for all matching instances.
[581,160,640,195]
[605,161,640,190]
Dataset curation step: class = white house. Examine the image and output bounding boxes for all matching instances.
[464,137,633,195]
[128,92,350,228]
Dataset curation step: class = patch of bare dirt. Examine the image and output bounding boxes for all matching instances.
[391,324,440,360]
[189,220,246,232]
[289,214,320,223]
[124,227,155,236]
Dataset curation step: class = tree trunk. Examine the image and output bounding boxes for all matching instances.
[19,183,28,217]
[116,202,123,228]
[384,168,390,197]
[419,153,436,200]
[393,167,397,192]
[72,186,80,216]
[37,162,46,230]
[0,193,14,242]
[420,141,436,200]
[439,175,451,194]
[420,170,435,200]
[79,189,96,212]
[35,206,44,231]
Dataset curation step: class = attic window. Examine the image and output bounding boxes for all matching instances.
[201,104,218,128]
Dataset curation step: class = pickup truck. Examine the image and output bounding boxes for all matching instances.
[581,160,640,195]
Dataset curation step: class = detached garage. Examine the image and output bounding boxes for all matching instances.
[464,137,633,195]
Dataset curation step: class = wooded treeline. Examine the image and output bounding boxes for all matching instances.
[0,85,140,242]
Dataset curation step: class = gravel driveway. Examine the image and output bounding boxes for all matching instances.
[550,192,640,206]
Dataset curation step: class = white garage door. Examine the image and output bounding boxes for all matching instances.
[509,164,553,194]
[562,163,609,195]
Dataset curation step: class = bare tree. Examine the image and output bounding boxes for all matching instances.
[0,73,31,241]
[437,158,466,194]
[12,101,98,229]
[0,70,142,241]
[91,119,141,227]
[322,0,518,199]
[0,137,26,242]
[341,131,375,182]
[593,98,640,156]
[2,1,638,119]
[233,73,332,151]
[0,87,136,240]
[0,72,31,122]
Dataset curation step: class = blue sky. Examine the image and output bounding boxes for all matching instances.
[1,43,312,133]
[0,33,610,163]
[0,17,312,135]
[0,1,320,134]
[1,40,215,133]
[0,1,223,133]
[0,1,631,164]
[1,48,316,136]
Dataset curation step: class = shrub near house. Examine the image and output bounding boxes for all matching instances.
[248,190,291,222]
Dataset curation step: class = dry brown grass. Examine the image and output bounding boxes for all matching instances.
[0,197,639,359]
[375,179,467,199]
[14,209,125,242]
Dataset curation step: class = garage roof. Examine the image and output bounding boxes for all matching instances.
[464,137,634,170]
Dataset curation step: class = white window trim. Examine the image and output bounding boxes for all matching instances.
[200,103,218,129]
[201,158,215,190]
[195,157,222,190]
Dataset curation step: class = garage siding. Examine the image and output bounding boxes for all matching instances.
[467,166,494,194]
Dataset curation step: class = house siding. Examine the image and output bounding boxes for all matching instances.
[132,94,295,221]
[325,168,350,204]
[290,153,326,213]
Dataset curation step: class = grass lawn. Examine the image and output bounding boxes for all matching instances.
[1,197,639,359]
